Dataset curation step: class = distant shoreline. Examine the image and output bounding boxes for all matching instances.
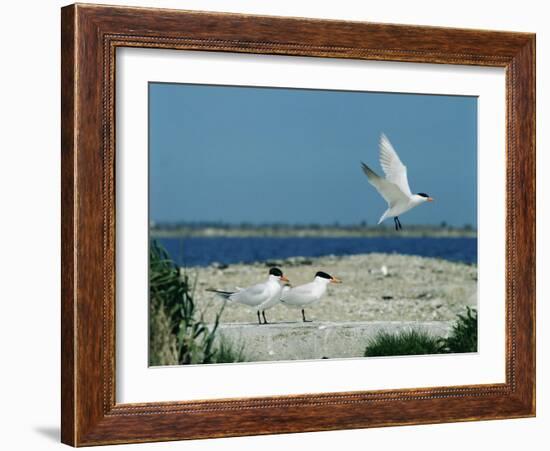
[150,226,477,239]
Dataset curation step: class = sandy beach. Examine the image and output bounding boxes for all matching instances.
[183,253,477,324]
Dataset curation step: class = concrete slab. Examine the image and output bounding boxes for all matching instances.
[214,320,454,362]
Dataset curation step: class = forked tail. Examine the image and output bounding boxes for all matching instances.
[378,209,391,224]
[205,288,234,300]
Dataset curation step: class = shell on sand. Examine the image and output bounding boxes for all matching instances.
[183,253,477,324]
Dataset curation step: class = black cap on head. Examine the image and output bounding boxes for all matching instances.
[315,271,332,279]
[417,192,430,198]
[269,267,283,277]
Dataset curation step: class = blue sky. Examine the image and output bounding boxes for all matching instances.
[149,83,477,227]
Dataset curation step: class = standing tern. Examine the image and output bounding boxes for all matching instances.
[361,133,434,230]
[280,271,342,322]
[207,267,289,325]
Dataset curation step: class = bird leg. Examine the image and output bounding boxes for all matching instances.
[262,311,269,324]
[257,310,262,325]
[394,216,403,231]
[302,309,312,323]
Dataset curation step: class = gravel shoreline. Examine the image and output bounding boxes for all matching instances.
[184,253,477,324]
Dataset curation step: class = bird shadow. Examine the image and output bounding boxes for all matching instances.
[34,426,59,442]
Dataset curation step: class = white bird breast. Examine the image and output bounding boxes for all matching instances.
[281,279,329,307]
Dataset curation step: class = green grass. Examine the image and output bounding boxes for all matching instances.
[149,240,245,365]
[211,338,247,364]
[439,306,478,353]
[364,329,443,357]
[364,308,478,357]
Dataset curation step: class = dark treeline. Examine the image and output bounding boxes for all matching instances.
[151,220,474,231]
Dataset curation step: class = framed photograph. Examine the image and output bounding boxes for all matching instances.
[61,3,535,446]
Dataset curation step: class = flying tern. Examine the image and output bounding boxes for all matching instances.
[361,133,434,230]
[207,267,289,324]
[280,271,342,322]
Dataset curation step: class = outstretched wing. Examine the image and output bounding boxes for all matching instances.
[379,133,412,197]
[361,163,409,207]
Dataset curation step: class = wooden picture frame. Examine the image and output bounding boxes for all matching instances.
[61,3,535,446]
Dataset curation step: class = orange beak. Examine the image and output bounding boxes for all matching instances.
[280,275,290,283]
[427,197,434,202]
[331,277,342,284]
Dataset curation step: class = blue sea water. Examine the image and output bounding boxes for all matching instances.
[156,236,477,267]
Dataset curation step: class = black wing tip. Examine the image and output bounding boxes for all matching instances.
[206,288,233,295]
[361,162,373,175]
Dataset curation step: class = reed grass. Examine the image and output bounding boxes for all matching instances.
[149,240,245,365]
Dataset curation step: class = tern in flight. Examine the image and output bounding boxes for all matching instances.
[207,267,289,325]
[280,271,342,322]
[361,133,434,230]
